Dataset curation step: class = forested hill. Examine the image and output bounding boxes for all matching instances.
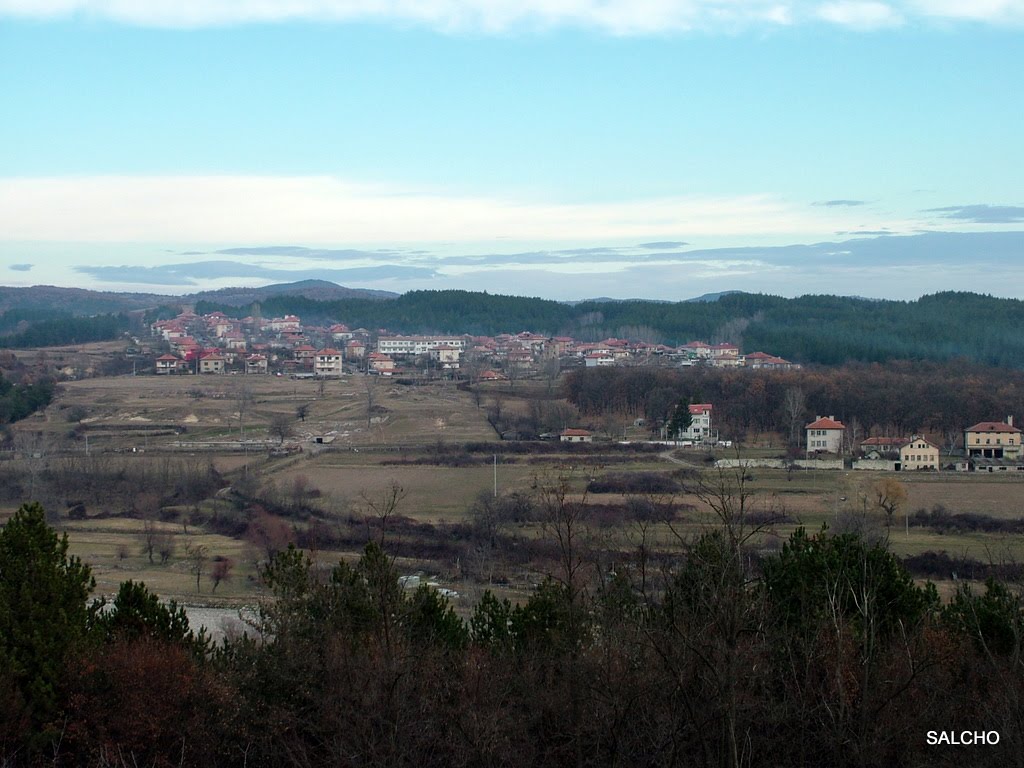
[196,290,1024,368]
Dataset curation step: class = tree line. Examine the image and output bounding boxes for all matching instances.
[0,313,134,349]
[4,483,1024,767]
[564,361,1024,445]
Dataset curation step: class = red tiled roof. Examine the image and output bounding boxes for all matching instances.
[561,428,592,436]
[689,403,713,414]
[966,421,1021,434]
[806,417,845,430]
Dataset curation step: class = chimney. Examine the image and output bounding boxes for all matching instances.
[1009,415,1014,427]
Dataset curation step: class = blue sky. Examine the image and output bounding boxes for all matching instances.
[1,1,1023,300]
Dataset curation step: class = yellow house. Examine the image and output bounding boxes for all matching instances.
[899,436,939,471]
[964,417,1022,460]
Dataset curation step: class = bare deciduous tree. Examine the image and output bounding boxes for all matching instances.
[783,387,807,447]
[269,412,294,445]
[185,541,209,594]
[358,481,407,546]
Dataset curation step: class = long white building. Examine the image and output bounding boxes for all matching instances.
[377,336,467,356]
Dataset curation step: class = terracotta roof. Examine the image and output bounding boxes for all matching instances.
[688,403,713,414]
[966,421,1021,434]
[561,428,592,436]
[806,417,845,430]
[317,348,341,355]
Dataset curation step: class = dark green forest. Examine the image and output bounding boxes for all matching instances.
[3,498,1023,767]
[0,373,54,424]
[0,313,133,350]
[195,290,1024,368]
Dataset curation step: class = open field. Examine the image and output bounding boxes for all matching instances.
[18,372,499,451]
[6,365,1024,607]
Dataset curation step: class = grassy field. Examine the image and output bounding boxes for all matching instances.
[6,358,1024,605]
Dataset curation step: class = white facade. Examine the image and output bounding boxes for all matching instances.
[377,336,467,356]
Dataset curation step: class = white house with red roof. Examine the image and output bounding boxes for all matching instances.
[155,354,186,375]
[560,428,593,443]
[198,351,226,375]
[965,417,1022,460]
[806,416,845,454]
[330,323,353,341]
[245,354,268,375]
[314,348,344,377]
[680,403,714,442]
[368,352,395,375]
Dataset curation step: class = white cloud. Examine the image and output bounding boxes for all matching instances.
[906,0,1024,24]
[815,1,902,28]
[1,0,1020,31]
[0,174,871,245]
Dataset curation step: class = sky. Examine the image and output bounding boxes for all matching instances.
[1,0,1023,301]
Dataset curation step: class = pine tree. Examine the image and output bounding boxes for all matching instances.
[0,502,95,737]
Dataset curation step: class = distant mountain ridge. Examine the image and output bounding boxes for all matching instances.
[0,280,396,314]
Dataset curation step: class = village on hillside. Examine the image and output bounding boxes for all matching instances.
[148,309,801,379]
[140,309,1021,474]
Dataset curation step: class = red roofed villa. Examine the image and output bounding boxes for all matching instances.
[806,416,845,454]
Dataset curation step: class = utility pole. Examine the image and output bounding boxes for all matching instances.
[493,454,498,498]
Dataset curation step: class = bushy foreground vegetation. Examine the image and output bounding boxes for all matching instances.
[3,496,1024,768]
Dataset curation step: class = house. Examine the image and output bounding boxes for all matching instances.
[584,353,615,368]
[806,416,845,454]
[679,341,712,359]
[368,352,395,375]
[709,343,740,359]
[294,345,317,368]
[560,428,593,443]
[899,436,939,471]
[314,348,344,377]
[245,354,268,375]
[198,352,226,375]
[430,345,462,368]
[965,417,1022,460]
[224,333,247,351]
[264,315,302,333]
[679,403,713,443]
[346,338,367,360]
[744,351,800,370]
[155,354,185,375]
[330,323,353,341]
[859,436,905,458]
